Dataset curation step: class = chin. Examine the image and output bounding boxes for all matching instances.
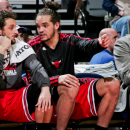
[41,38,47,41]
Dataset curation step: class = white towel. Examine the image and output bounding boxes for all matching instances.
[3,38,35,69]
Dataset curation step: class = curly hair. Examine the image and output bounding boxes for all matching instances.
[37,1,61,25]
[0,10,16,30]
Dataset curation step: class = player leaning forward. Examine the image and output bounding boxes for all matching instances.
[0,10,52,129]
[28,1,121,130]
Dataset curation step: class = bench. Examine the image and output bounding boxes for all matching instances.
[0,117,129,130]
[1,73,130,130]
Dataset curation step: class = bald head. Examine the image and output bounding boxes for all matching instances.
[99,28,118,54]
[0,0,8,1]
[0,0,12,12]
[99,28,117,37]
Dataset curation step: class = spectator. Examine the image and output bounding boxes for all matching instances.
[61,0,80,19]
[0,10,52,130]
[90,28,118,69]
[102,0,130,37]
[16,25,27,41]
[16,26,34,43]
[23,27,35,43]
[74,0,82,19]
[0,0,12,12]
[28,2,120,130]
[0,0,12,35]
[0,0,25,39]
[114,35,130,89]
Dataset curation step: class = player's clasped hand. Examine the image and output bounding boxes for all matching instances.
[0,36,11,55]
[98,34,110,48]
[58,74,80,88]
[35,87,51,112]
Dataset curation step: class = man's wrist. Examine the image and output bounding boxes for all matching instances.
[41,86,49,89]
[0,47,6,55]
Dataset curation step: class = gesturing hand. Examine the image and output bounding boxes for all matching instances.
[0,36,11,55]
[35,87,51,112]
[98,34,110,48]
[58,74,80,88]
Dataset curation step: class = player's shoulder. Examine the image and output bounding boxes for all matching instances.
[27,35,41,46]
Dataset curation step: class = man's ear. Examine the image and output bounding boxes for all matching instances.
[55,22,60,30]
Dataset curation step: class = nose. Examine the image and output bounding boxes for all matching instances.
[14,28,18,35]
[9,7,12,12]
[39,26,44,33]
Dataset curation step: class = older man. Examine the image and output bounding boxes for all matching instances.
[0,0,12,35]
[90,28,118,70]
[0,0,12,12]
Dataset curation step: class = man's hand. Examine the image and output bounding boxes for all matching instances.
[0,36,11,55]
[35,86,51,112]
[118,10,124,16]
[58,74,80,88]
[98,34,110,48]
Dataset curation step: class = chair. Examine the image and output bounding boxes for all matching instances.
[74,0,107,38]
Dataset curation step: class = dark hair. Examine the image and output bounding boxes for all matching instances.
[37,1,61,24]
[24,27,33,35]
[0,10,16,30]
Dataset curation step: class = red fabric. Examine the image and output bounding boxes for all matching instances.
[70,80,99,120]
[50,76,59,87]
[50,79,100,123]
[51,61,61,69]
[0,86,34,122]
[0,78,99,123]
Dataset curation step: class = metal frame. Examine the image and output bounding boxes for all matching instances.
[74,9,87,37]
[74,0,88,37]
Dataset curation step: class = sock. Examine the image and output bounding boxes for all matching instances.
[95,125,108,130]
[36,123,51,130]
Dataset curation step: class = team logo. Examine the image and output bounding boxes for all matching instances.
[42,47,47,50]
[3,69,17,76]
[3,49,10,69]
[51,60,61,68]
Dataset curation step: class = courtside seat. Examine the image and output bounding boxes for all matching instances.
[1,66,130,129]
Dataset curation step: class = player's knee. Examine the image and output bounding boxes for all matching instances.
[58,85,79,101]
[108,78,120,96]
[67,86,79,100]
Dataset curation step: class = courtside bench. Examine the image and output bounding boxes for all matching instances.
[1,73,130,130]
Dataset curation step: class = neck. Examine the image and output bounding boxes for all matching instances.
[44,32,59,50]
[106,48,113,54]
